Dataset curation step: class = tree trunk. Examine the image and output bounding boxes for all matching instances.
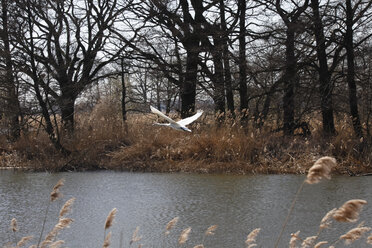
[59,94,76,134]
[34,82,70,156]
[212,37,226,120]
[283,28,296,135]
[224,49,235,116]
[181,49,198,118]
[220,0,234,116]
[238,0,248,115]
[121,58,127,122]
[311,0,335,135]
[345,0,363,137]
[1,0,20,141]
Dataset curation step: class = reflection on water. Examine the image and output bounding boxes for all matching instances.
[0,171,371,247]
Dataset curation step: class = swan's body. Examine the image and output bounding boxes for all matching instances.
[150,106,203,132]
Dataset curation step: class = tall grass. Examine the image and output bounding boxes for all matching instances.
[0,100,371,174]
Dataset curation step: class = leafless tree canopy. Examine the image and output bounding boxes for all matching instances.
[1,0,372,151]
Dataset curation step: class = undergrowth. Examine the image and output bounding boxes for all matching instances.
[0,100,371,174]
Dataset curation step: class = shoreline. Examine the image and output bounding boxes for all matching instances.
[1,159,371,176]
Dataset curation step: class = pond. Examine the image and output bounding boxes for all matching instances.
[0,170,371,247]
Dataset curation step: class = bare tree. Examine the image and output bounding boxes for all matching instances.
[275,0,309,135]
[239,0,249,116]
[343,0,372,137]
[14,0,130,134]
[310,0,336,135]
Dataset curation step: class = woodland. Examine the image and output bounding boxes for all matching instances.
[0,0,372,172]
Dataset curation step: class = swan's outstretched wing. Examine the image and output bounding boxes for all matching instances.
[177,111,203,126]
[150,106,177,124]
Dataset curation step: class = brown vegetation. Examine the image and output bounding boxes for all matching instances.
[0,101,371,174]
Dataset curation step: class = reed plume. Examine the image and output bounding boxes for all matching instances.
[50,179,65,201]
[300,236,317,248]
[104,208,117,230]
[103,231,112,248]
[201,225,218,244]
[339,222,371,245]
[104,208,117,244]
[289,231,300,248]
[333,199,367,222]
[319,208,337,229]
[313,241,328,248]
[15,235,32,248]
[11,218,18,232]
[59,198,75,218]
[40,218,73,248]
[130,226,142,245]
[49,240,64,248]
[178,227,191,245]
[54,217,73,231]
[275,156,336,248]
[37,178,65,248]
[367,233,372,244]
[306,156,336,184]
[204,225,218,236]
[245,228,260,247]
[165,217,179,235]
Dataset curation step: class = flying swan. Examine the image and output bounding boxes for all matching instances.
[150,106,203,132]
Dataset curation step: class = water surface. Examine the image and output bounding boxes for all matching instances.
[1,171,371,247]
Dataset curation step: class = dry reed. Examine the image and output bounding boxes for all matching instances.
[104,208,117,230]
[275,156,337,248]
[50,179,65,201]
[367,233,372,244]
[204,225,218,236]
[49,240,65,248]
[201,224,218,245]
[2,106,372,175]
[340,223,371,244]
[40,217,73,248]
[300,235,317,248]
[103,231,112,248]
[313,241,328,248]
[245,228,260,247]
[15,236,33,247]
[289,231,300,248]
[10,218,18,232]
[104,208,117,246]
[333,199,367,222]
[165,217,179,235]
[59,197,75,217]
[319,208,337,230]
[130,226,142,245]
[178,227,191,245]
[306,156,336,184]
[37,178,66,247]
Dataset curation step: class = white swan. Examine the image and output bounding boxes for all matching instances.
[150,106,203,132]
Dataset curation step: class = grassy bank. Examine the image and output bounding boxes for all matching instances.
[0,102,371,174]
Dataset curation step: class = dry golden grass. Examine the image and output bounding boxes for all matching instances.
[1,100,371,176]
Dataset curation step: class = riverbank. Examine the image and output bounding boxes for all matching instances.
[1,111,371,175]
